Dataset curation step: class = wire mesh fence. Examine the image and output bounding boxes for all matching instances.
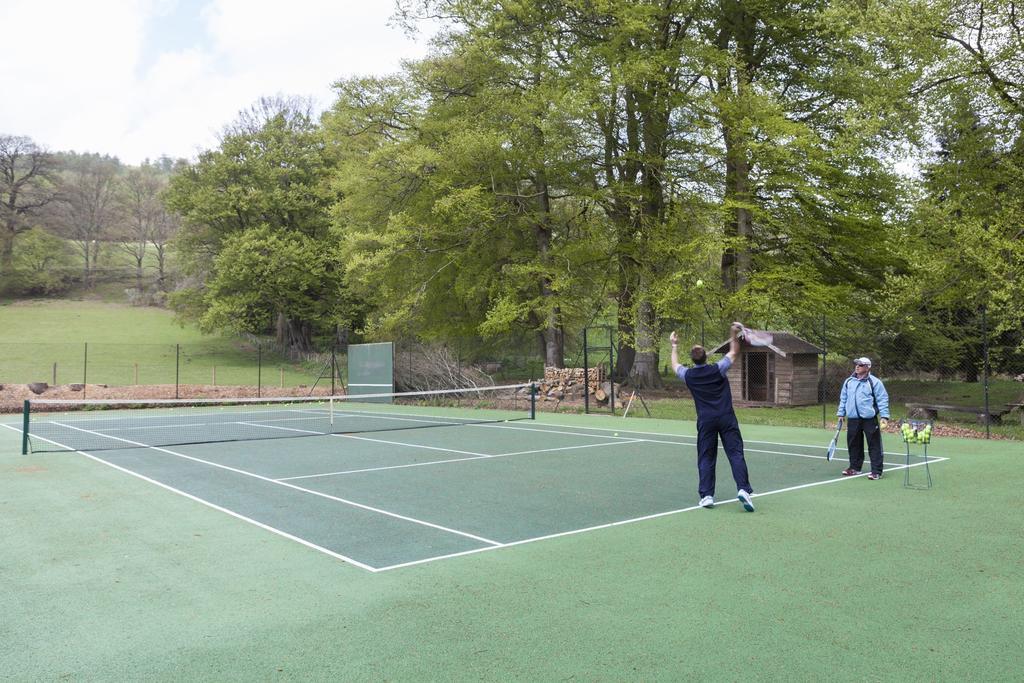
[0,341,342,401]
[3,308,1020,437]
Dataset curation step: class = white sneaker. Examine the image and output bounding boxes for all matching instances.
[699,496,714,508]
[737,490,755,512]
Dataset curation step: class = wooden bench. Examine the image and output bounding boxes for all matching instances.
[905,402,1012,425]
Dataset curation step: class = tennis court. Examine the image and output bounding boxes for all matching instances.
[5,397,1024,681]
[6,388,942,572]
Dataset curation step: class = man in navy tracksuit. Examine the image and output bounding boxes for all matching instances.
[836,356,890,480]
[670,322,755,512]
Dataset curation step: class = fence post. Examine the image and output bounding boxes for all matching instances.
[83,343,88,399]
[583,328,590,414]
[609,331,615,415]
[821,314,827,429]
[982,305,990,439]
[331,347,336,395]
[175,344,180,399]
[257,343,262,398]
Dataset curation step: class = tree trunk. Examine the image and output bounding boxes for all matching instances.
[717,1,756,294]
[135,254,144,292]
[531,112,563,370]
[615,272,636,381]
[278,314,313,353]
[154,244,167,291]
[721,124,753,293]
[79,243,91,287]
[631,298,661,388]
[0,232,13,271]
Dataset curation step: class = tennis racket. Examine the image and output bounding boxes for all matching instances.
[826,417,844,461]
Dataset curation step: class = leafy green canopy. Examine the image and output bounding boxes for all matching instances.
[166,99,360,349]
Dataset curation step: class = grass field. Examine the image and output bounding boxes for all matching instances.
[0,300,334,389]
[1,408,1021,681]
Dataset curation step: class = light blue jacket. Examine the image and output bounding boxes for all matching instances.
[837,374,890,420]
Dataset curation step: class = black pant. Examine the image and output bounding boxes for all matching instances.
[847,417,884,474]
[696,412,752,498]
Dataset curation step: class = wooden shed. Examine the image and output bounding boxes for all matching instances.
[708,332,823,406]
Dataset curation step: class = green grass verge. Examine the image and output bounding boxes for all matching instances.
[0,300,333,389]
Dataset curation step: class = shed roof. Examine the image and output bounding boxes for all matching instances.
[708,332,823,356]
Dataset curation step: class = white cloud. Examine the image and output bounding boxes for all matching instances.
[0,0,435,164]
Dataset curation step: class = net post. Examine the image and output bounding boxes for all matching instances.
[22,400,30,455]
[330,397,334,425]
[530,383,536,419]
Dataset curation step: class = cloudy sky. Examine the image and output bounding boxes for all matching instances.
[0,0,437,164]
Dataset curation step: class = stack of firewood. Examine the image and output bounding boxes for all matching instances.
[533,367,621,406]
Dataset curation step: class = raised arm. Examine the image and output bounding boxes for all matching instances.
[727,322,742,363]
[670,331,682,373]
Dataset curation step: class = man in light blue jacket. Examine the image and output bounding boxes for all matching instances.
[836,357,890,480]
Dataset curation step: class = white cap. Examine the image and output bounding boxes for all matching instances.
[853,357,872,367]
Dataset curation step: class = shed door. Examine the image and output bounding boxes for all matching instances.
[743,351,775,402]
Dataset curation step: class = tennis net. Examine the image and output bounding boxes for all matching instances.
[21,383,536,453]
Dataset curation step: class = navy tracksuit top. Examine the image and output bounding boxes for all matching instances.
[683,362,734,420]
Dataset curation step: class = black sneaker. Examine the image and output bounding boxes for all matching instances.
[841,468,860,476]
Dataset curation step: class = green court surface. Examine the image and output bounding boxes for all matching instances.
[1,408,1021,680]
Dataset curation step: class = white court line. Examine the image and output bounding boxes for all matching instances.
[48,421,502,548]
[9,420,949,573]
[95,414,334,433]
[237,422,492,457]
[473,421,911,458]
[30,406,331,427]
[277,439,645,482]
[0,423,377,572]
[372,457,949,572]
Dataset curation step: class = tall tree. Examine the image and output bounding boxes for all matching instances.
[328,9,608,367]
[117,164,166,293]
[700,0,931,311]
[166,97,351,350]
[897,0,1024,368]
[0,135,59,273]
[50,152,123,287]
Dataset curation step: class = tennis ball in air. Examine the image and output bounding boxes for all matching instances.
[614,432,619,436]
[695,279,704,287]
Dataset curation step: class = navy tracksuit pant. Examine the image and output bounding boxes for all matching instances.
[696,412,752,498]
[846,417,884,475]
